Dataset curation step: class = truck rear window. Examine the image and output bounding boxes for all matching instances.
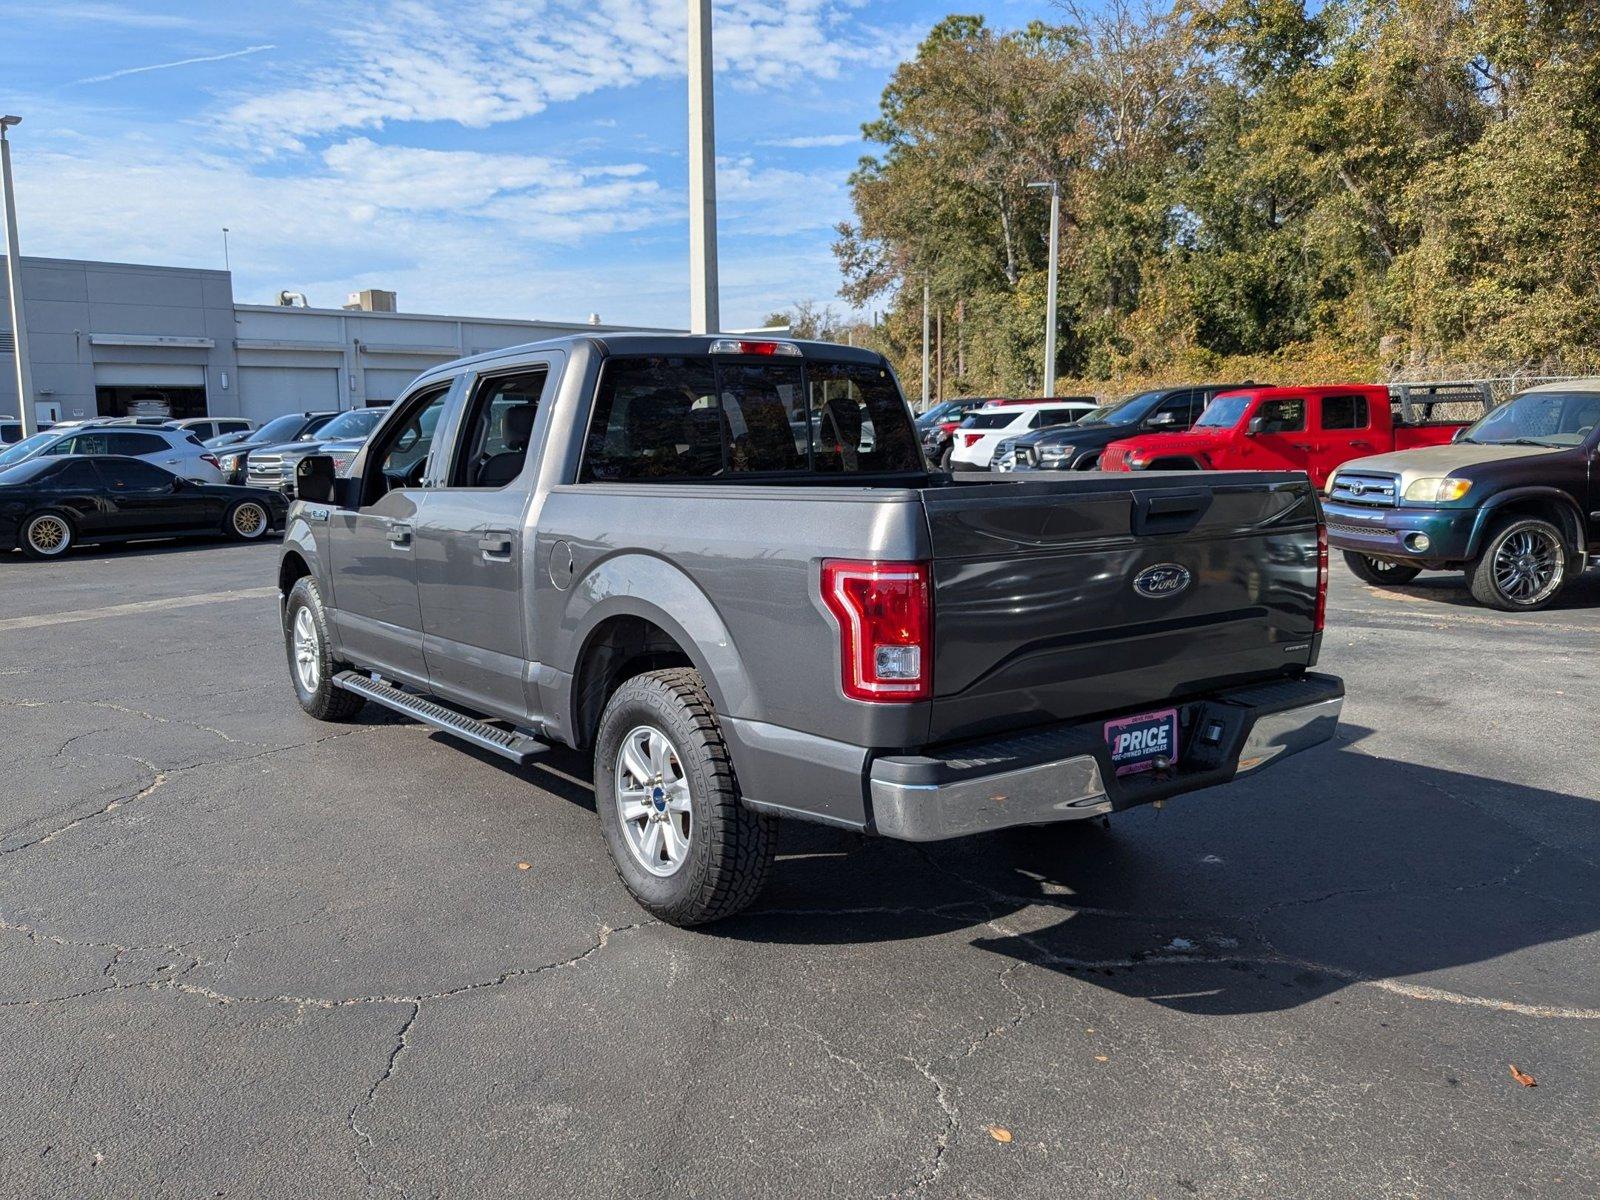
[580,355,922,481]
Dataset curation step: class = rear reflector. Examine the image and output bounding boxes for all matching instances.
[708,339,801,357]
[820,560,932,702]
[1315,522,1329,633]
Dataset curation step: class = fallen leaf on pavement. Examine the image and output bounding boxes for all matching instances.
[516,862,531,871]
[1509,1064,1537,1087]
[1094,1055,1109,1062]
[986,1126,1013,1143]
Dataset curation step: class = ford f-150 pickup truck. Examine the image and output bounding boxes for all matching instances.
[1101,384,1488,489]
[278,334,1342,925]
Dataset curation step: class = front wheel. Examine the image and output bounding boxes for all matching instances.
[226,499,271,541]
[594,668,775,926]
[1342,551,1422,586]
[18,510,75,560]
[283,576,366,721]
[1466,517,1568,611]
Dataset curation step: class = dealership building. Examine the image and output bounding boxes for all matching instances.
[0,255,658,426]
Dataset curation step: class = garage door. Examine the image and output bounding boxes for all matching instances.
[237,366,341,420]
[94,363,206,387]
[363,368,425,404]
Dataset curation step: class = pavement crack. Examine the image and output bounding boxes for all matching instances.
[348,1002,420,1198]
[0,756,169,856]
[889,1055,958,1199]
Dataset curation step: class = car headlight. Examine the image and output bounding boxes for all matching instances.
[1038,444,1071,462]
[219,453,242,470]
[1127,451,1149,468]
[1403,476,1472,502]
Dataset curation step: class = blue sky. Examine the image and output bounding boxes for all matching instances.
[1,1,1042,329]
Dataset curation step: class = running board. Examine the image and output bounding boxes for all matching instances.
[333,671,549,764]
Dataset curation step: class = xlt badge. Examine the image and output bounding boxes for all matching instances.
[1133,563,1191,599]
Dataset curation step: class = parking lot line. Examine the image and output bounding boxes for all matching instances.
[0,586,276,633]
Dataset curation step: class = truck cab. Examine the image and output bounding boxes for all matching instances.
[1101,384,1482,489]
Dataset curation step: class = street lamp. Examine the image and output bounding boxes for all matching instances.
[1027,180,1061,398]
[686,0,720,334]
[0,114,36,437]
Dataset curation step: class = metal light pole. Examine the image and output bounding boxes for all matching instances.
[0,115,36,436]
[222,227,231,272]
[1028,180,1060,397]
[687,0,720,334]
[920,276,930,409]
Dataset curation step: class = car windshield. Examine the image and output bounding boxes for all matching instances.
[1078,391,1164,426]
[253,414,307,443]
[1460,390,1600,447]
[916,401,961,428]
[0,431,57,466]
[318,408,384,440]
[0,458,59,485]
[1194,395,1252,429]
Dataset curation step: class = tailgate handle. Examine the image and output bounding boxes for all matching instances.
[1132,489,1212,535]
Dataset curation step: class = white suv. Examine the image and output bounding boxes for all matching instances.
[949,400,1095,470]
[0,426,224,482]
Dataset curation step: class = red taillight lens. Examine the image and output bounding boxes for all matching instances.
[820,560,932,703]
[962,433,981,448]
[202,453,221,468]
[939,421,958,434]
[1315,521,1329,633]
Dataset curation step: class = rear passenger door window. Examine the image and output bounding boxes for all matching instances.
[107,432,171,456]
[582,357,721,481]
[449,368,550,488]
[1321,394,1369,430]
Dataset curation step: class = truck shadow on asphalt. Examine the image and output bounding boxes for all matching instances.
[462,724,1599,1017]
[1363,565,1600,612]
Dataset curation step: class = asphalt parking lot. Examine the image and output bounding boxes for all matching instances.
[2,540,1598,1199]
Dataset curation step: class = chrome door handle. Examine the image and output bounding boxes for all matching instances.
[387,523,413,548]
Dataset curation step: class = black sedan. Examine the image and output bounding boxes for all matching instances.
[0,455,289,560]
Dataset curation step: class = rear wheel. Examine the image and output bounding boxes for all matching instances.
[1466,517,1567,611]
[226,499,271,541]
[18,510,74,560]
[594,668,775,926]
[1342,551,1421,586]
[284,576,366,721]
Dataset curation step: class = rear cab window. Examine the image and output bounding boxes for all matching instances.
[580,354,921,481]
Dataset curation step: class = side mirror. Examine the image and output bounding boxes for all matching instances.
[170,477,187,492]
[1147,411,1179,429]
[1246,415,1266,437]
[1452,426,1469,444]
[296,454,338,505]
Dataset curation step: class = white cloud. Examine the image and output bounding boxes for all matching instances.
[216,0,892,149]
[758,134,860,149]
[715,156,848,232]
[74,44,276,86]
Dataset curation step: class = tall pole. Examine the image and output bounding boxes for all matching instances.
[920,277,930,410]
[0,117,35,437]
[1029,180,1060,397]
[222,227,231,273]
[687,0,720,335]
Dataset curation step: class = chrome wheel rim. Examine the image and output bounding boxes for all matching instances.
[292,606,320,692]
[233,502,267,538]
[25,515,69,556]
[1492,528,1561,604]
[614,725,691,877]
[1364,556,1411,579]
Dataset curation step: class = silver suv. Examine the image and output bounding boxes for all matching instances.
[0,426,223,482]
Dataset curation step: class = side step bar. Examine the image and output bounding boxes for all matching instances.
[333,671,549,765]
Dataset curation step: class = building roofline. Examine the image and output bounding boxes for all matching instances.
[7,254,231,279]
[233,301,680,332]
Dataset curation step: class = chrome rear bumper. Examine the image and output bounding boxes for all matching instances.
[868,675,1343,842]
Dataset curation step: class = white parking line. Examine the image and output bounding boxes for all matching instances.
[0,587,277,633]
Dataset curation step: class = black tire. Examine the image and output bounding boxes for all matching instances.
[1466,516,1568,611]
[225,498,272,542]
[936,443,953,470]
[283,576,366,721]
[1342,551,1422,586]
[17,509,75,560]
[593,668,775,926]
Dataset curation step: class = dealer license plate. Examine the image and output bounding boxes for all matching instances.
[1104,707,1180,776]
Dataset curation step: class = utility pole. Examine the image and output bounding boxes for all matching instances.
[687,0,720,334]
[1028,180,1060,397]
[222,227,231,273]
[0,115,35,436]
[920,277,930,410]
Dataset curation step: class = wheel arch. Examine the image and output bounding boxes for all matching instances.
[1145,456,1203,471]
[1466,489,1585,560]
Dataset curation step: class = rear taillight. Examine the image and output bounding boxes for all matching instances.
[962,433,981,448]
[1315,521,1329,633]
[202,453,221,468]
[820,560,932,703]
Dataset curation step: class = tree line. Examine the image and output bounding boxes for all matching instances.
[796,1,1600,398]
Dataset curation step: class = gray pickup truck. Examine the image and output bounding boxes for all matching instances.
[279,334,1342,925]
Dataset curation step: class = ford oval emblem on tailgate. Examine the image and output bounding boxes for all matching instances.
[1133,563,1191,598]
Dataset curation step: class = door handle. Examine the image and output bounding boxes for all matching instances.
[387,522,413,548]
[478,530,514,559]
[1350,439,1374,449]
[1291,442,1314,451]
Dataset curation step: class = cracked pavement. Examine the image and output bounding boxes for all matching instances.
[2,539,1598,1198]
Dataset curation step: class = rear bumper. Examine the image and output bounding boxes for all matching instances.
[867,674,1343,841]
[1324,501,1474,562]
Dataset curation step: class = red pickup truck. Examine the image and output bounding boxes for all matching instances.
[1100,384,1486,488]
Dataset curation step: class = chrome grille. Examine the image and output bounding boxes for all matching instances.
[246,453,287,489]
[1329,471,1398,507]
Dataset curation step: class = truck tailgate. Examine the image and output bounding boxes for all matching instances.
[923,473,1320,743]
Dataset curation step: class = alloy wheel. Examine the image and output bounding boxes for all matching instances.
[1491,528,1560,605]
[614,725,692,877]
[25,515,69,557]
[233,502,268,538]
[292,606,321,693]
